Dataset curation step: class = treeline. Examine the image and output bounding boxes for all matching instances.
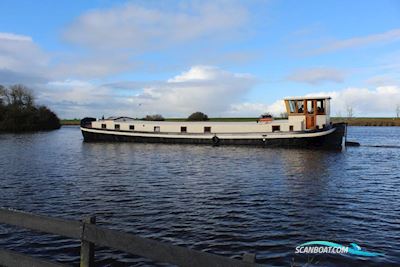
[142,112,209,121]
[0,84,60,132]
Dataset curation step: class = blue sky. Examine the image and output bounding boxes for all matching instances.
[0,0,400,118]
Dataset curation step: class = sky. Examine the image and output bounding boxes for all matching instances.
[0,0,400,118]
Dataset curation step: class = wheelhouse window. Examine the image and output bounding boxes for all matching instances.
[181,126,187,133]
[272,125,280,132]
[101,124,106,129]
[129,125,135,130]
[154,126,160,132]
[317,99,325,114]
[307,100,314,114]
[288,100,296,113]
[296,100,304,114]
[204,126,211,133]
[115,124,120,130]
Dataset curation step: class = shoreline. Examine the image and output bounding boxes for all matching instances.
[61,118,400,127]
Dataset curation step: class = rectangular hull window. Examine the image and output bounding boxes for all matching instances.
[101,124,106,129]
[204,127,211,133]
[154,126,160,132]
[181,126,187,133]
[272,125,280,132]
[129,125,134,130]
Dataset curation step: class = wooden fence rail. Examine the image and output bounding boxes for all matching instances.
[0,208,263,267]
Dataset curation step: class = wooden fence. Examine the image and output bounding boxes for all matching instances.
[0,208,263,267]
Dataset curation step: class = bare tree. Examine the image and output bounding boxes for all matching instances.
[9,84,34,107]
[279,112,288,119]
[346,105,354,119]
[143,114,165,121]
[0,85,10,105]
[396,104,400,118]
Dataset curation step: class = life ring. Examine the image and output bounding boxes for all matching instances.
[212,135,220,146]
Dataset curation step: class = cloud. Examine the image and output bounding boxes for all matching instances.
[308,86,400,117]
[39,66,257,118]
[0,32,50,83]
[0,2,255,81]
[52,53,137,79]
[63,2,248,52]
[0,32,32,42]
[365,75,398,87]
[0,69,47,84]
[130,66,256,116]
[37,79,134,118]
[316,28,400,54]
[287,67,345,85]
[228,100,285,117]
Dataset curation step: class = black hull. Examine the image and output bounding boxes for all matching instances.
[81,123,346,150]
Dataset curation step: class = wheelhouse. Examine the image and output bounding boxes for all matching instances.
[284,96,331,130]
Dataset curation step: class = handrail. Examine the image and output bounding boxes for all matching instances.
[0,208,262,267]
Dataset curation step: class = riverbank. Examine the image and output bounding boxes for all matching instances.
[61,119,81,125]
[331,117,400,126]
[62,118,400,126]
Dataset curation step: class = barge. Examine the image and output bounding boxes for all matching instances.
[81,96,346,150]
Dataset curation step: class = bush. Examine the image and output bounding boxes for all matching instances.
[143,114,165,121]
[187,112,209,121]
[0,84,60,132]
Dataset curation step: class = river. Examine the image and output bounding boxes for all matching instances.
[0,126,399,266]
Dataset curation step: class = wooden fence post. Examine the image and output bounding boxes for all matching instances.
[80,216,96,267]
[242,253,256,263]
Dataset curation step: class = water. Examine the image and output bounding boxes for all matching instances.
[0,126,399,266]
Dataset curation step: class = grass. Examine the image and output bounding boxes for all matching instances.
[165,117,260,122]
[60,117,400,126]
[331,117,400,126]
[60,119,80,125]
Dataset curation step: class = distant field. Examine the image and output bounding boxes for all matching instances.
[61,117,400,126]
[60,119,80,125]
[169,117,400,125]
[165,117,259,122]
[331,117,400,126]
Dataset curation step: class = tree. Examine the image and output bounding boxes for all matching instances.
[143,114,165,121]
[279,112,288,119]
[346,105,354,118]
[187,112,209,121]
[9,84,34,107]
[0,84,60,132]
[0,85,10,105]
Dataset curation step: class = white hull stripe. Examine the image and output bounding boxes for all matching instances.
[81,127,336,140]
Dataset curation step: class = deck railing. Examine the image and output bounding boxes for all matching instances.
[0,208,262,267]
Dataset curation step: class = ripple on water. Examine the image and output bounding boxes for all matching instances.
[0,126,399,266]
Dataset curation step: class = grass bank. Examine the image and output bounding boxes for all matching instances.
[165,117,259,122]
[61,119,80,125]
[331,117,400,126]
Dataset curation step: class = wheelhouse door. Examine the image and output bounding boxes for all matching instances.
[306,100,316,130]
